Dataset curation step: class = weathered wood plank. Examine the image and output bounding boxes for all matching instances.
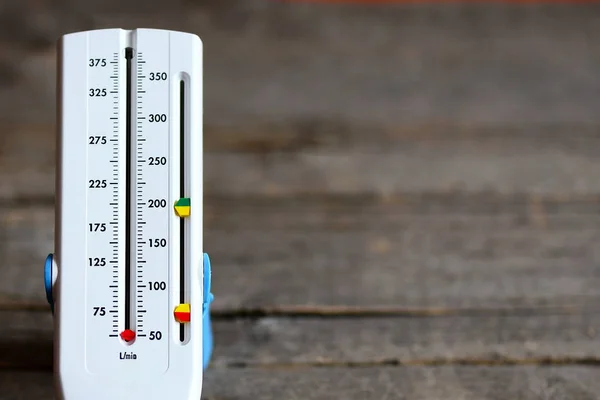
[207,194,600,309]
[2,194,600,307]
[205,149,600,197]
[0,206,53,304]
[211,313,600,367]
[3,309,600,370]
[0,312,53,371]
[2,123,600,200]
[205,366,600,400]
[3,366,600,400]
[2,3,600,125]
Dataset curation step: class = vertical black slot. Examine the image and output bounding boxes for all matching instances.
[179,80,186,342]
[124,47,133,331]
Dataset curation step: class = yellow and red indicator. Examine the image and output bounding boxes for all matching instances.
[174,304,191,323]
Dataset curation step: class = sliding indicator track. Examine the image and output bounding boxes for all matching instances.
[179,80,188,342]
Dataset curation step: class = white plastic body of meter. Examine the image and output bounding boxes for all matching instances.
[44,28,212,400]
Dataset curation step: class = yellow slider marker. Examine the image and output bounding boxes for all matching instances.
[174,304,191,323]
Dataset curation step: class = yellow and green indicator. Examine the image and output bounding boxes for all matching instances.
[174,197,191,218]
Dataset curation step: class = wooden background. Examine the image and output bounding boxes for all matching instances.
[2,1,600,398]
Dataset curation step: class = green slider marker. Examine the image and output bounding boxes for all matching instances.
[174,198,191,218]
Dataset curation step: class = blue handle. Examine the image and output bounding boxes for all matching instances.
[44,254,54,314]
[202,252,214,370]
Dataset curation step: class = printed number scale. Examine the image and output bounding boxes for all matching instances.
[43,28,213,400]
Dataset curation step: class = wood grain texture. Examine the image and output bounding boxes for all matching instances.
[211,312,600,366]
[206,195,600,309]
[204,366,600,400]
[2,3,600,125]
[210,194,599,309]
[2,194,600,308]
[2,366,600,400]
[0,206,53,304]
[0,312,53,371]
[3,309,600,370]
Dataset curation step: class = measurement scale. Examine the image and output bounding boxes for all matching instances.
[43,28,213,399]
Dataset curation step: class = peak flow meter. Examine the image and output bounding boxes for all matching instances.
[43,28,213,399]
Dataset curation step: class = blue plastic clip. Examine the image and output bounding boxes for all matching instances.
[202,252,214,370]
[44,254,54,314]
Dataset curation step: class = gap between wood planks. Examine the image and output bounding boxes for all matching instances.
[221,357,600,370]
[1,301,598,317]
[3,343,600,372]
